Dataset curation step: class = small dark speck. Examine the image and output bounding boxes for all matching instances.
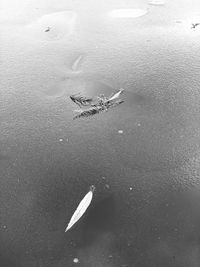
[45,27,51,32]
[90,185,96,192]
[191,23,200,29]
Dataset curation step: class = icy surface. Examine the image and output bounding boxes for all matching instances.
[1,0,200,266]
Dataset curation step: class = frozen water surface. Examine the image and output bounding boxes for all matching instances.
[24,11,77,41]
[1,0,200,267]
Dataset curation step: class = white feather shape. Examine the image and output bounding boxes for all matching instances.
[109,88,124,101]
[65,185,95,232]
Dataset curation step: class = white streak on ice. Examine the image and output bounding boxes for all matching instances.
[108,9,148,19]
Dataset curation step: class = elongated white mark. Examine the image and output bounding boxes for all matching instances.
[65,185,95,232]
[71,55,84,72]
[109,9,147,18]
[148,0,165,6]
[109,88,124,101]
